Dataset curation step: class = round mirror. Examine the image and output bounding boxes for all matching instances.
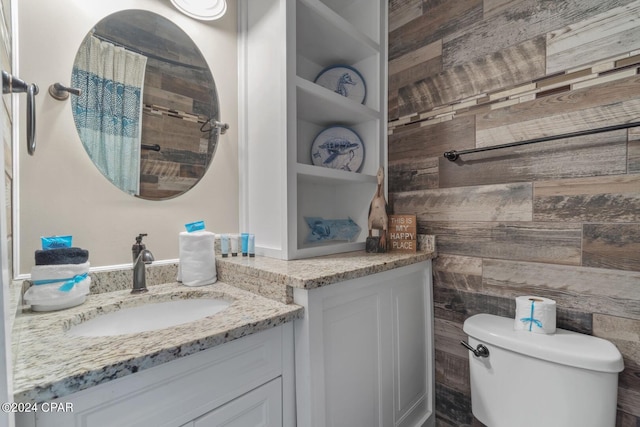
[71,10,220,200]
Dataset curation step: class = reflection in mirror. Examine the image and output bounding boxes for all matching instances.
[71,10,220,200]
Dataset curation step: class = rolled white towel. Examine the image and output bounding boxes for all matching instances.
[177,231,217,286]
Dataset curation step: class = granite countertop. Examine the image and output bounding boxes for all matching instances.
[12,282,303,403]
[217,249,436,303]
[12,246,436,404]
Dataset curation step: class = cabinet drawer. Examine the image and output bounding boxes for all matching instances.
[34,326,284,427]
[194,378,282,427]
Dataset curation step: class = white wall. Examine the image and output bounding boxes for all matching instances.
[16,0,239,274]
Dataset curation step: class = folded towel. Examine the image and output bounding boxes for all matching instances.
[177,231,217,286]
[35,247,89,265]
[24,276,91,309]
[30,262,90,283]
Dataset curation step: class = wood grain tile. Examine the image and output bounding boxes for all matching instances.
[424,221,582,265]
[388,115,475,161]
[475,74,640,146]
[435,349,469,395]
[434,383,474,427]
[618,357,640,418]
[546,0,640,74]
[534,174,640,222]
[399,37,545,116]
[388,156,438,192]
[629,139,640,173]
[389,0,423,32]
[482,259,640,320]
[434,287,514,324]
[389,40,442,76]
[594,314,640,366]
[583,224,640,272]
[440,130,627,188]
[389,0,482,61]
[434,318,468,359]
[442,0,637,68]
[392,182,533,222]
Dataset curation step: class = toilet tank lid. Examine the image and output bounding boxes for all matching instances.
[463,314,624,373]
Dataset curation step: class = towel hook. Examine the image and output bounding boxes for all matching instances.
[200,117,229,135]
[48,83,81,101]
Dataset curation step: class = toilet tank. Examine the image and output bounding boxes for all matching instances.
[463,314,624,427]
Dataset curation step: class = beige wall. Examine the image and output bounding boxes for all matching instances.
[388,0,640,426]
[17,0,238,274]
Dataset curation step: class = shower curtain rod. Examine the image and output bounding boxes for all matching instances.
[91,33,208,71]
[443,121,640,161]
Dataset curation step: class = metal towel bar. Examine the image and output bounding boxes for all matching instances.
[2,70,39,155]
[443,121,640,161]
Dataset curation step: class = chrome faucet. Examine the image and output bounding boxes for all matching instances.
[132,234,154,294]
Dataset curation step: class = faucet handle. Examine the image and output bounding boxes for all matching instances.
[135,233,148,244]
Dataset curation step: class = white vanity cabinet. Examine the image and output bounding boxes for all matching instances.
[17,324,295,427]
[293,261,435,427]
[239,0,388,260]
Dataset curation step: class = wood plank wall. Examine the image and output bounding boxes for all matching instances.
[388,1,640,425]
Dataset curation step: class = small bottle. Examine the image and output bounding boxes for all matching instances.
[220,234,230,258]
[248,234,255,257]
[230,234,239,257]
[241,233,249,257]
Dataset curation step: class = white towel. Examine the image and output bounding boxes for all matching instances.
[30,262,90,282]
[25,262,91,309]
[177,231,217,286]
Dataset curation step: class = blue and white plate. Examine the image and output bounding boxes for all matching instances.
[314,65,366,104]
[310,126,365,173]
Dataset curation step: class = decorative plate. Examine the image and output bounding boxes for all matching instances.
[314,65,366,104]
[311,126,365,172]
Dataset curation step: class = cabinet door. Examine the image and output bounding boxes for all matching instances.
[193,378,282,427]
[294,261,434,427]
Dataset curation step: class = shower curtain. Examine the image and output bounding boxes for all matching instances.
[71,35,147,195]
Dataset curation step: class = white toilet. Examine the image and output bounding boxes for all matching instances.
[463,313,624,427]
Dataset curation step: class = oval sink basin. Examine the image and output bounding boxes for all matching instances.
[68,298,231,337]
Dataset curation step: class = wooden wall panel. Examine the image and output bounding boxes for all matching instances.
[441,0,637,68]
[583,224,640,272]
[389,0,422,32]
[388,0,640,424]
[435,350,469,395]
[433,254,483,292]
[389,55,442,120]
[482,259,640,320]
[392,183,532,222]
[389,115,475,160]
[546,1,640,74]
[424,222,582,265]
[476,75,640,147]
[388,156,438,193]
[388,0,482,61]
[439,131,628,188]
[533,174,640,222]
[629,139,640,173]
[398,37,545,116]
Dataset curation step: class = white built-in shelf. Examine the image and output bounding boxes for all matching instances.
[296,0,378,66]
[296,77,381,125]
[296,163,377,185]
[241,0,385,260]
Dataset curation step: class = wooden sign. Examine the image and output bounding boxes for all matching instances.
[388,214,417,253]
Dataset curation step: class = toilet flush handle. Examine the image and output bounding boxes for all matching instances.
[460,341,490,358]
